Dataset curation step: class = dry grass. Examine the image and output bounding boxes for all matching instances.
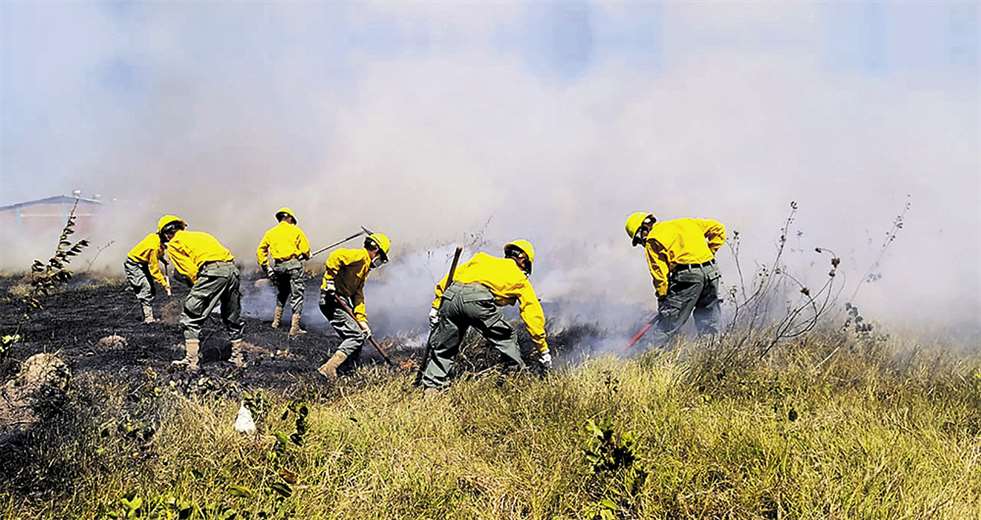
[5,276,33,300]
[1,333,979,519]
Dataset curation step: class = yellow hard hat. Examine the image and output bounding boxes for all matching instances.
[157,214,185,233]
[275,207,296,222]
[625,212,655,246]
[504,239,536,273]
[366,232,391,257]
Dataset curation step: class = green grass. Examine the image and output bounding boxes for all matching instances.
[2,336,979,519]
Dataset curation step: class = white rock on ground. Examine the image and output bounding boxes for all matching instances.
[0,353,71,445]
[97,335,128,349]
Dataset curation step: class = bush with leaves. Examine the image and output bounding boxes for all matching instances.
[27,198,90,308]
[581,418,648,520]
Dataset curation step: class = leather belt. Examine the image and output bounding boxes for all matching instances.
[673,259,715,271]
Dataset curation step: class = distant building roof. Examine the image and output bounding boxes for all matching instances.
[0,195,103,212]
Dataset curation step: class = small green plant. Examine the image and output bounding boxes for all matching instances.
[0,334,19,359]
[269,401,309,462]
[27,198,90,308]
[582,419,648,520]
[100,491,229,519]
[107,493,144,519]
[261,400,307,505]
[283,401,310,448]
[843,302,876,338]
[242,390,269,426]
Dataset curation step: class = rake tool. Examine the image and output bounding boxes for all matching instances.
[255,227,374,287]
[310,227,374,258]
[331,294,394,367]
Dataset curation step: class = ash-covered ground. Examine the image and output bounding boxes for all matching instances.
[0,274,606,396]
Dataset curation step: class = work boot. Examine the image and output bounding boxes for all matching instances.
[317,351,348,382]
[172,339,200,372]
[288,313,307,338]
[229,339,247,368]
[142,304,156,324]
[271,305,283,329]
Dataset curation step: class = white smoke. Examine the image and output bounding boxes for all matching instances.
[1,2,977,336]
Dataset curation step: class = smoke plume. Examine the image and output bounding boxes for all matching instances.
[1,2,978,338]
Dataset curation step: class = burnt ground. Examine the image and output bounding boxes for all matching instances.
[0,274,411,398]
[0,273,602,499]
[0,274,600,398]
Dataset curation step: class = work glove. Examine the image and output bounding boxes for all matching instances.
[319,282,336,306]
[358,320,372,339]
[428,307,439,328]
[539,351,553,372]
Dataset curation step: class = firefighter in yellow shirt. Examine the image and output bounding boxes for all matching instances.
[316,233,391,381]
[124,230,172,323]
[625,212,726,349]
[158,215,249,371]
[419,240,551,391]
[256,207,311,337]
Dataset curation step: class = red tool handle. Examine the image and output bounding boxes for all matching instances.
[623,314,659,352]
[623,323,652,352]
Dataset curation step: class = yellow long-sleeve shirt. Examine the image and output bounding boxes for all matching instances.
[165,230,235,284]
[127,233,169,289]
[644,218,726,297]
[321,248,372,322]
[256,221,311,267]
[432,252,548,354]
